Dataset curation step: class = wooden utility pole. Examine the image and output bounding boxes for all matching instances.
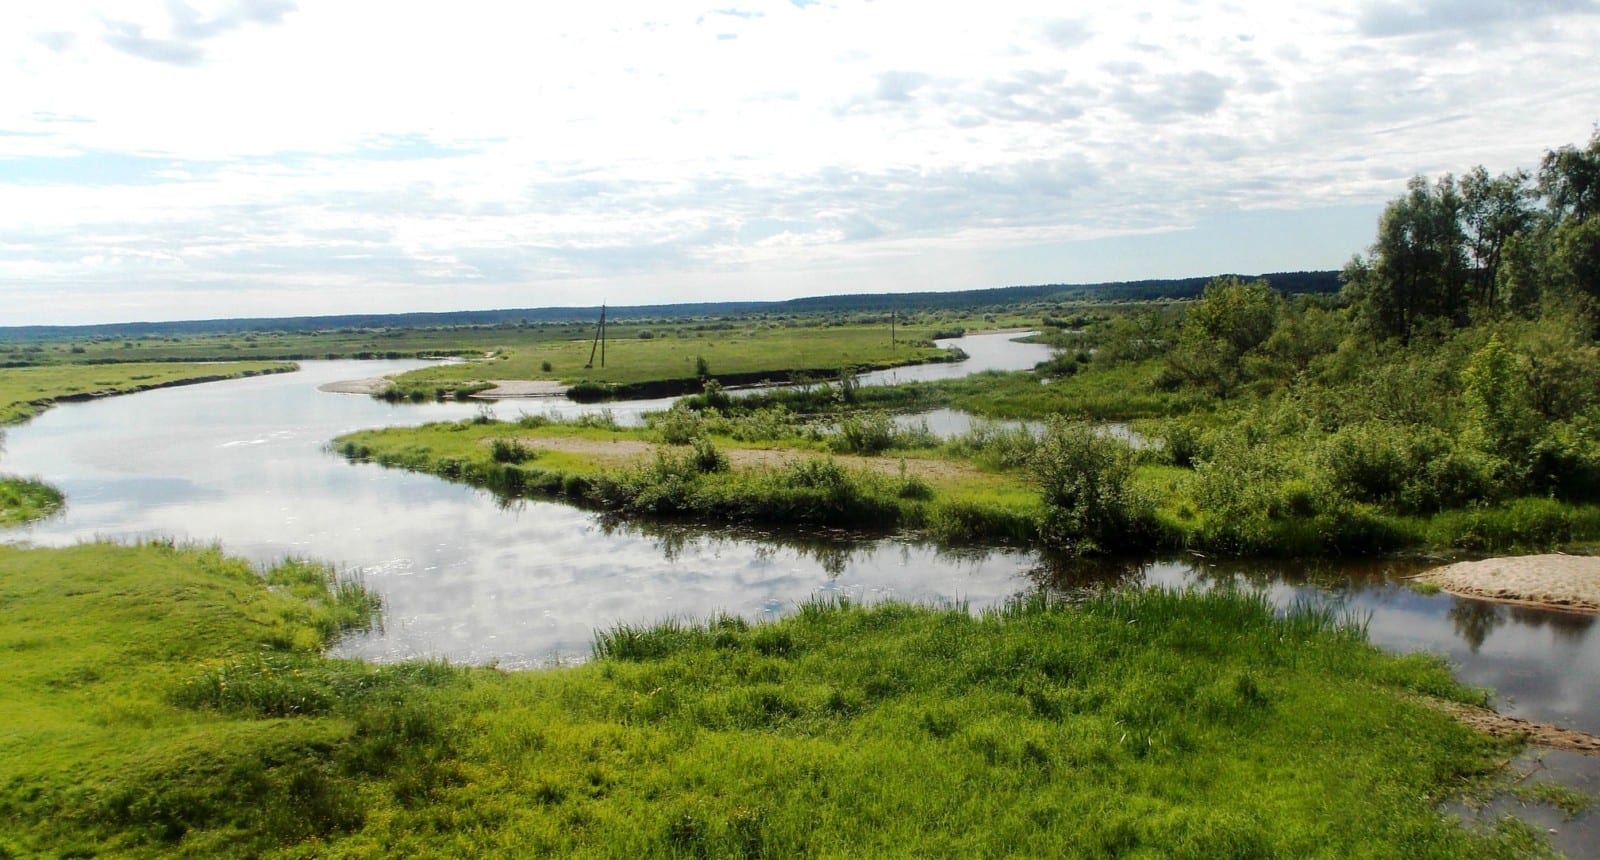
[890,309,896,353]
[585,302,607,369]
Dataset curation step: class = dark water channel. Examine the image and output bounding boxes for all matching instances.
[1,333,1596,847]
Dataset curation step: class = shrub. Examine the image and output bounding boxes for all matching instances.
[490,438,533,464]
[1030,418,1148,555]
[688,437,729,474]
[1317,421,1414,504]
[654,406,706,445]
[829,412,897,455]
[1154,417,1208,468]
[947,420,1038,470]
[567,381,615,402]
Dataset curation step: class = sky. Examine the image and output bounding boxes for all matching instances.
[2,1,1598,325]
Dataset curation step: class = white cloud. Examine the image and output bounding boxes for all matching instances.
[0,0,1598,323]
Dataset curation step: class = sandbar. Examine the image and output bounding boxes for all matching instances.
[1420,554,1600,614]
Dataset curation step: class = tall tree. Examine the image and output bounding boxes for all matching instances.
[1540,131,1600,304]
[1460,166,1534,307]
[1539,129,1600,222]
[1343,175,1467,341]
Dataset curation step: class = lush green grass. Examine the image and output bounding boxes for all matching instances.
[0,361,298,424]
[708,359,1208,423]
[933,360,1211,420]
[0,475,63,527]
[0,541,1550,857]
[384,324,956,400]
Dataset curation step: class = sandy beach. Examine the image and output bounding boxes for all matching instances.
[1420,554,1600,614]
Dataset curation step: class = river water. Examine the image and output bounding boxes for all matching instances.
[2,333,1596,741]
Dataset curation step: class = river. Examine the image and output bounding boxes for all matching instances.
[4,329,1594,853]
[2,332,1596,733]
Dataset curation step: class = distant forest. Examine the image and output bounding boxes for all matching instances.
[1,271,1339,342]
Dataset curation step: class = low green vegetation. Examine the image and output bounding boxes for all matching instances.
[0,475,63,527]
[336,402,1600,557]
[0,360,297,424]
[336,413,1041,545]
[2,541,1554,856]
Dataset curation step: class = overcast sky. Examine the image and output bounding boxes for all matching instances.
[3,1,1597,325]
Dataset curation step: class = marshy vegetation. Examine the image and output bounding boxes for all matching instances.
[1,540,1558,857]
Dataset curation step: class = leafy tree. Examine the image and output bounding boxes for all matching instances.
[1460,166,1535,307]
[1538,128,1600,221]
[1461,334,1532,461]
[1343,175,1467,341]
[1550,210,1600,304]
[1168,277,1282,396]
[1092,309,1173,364]
[1532,130,1600,306]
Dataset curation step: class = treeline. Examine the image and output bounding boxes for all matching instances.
[1342,131,1599,340]
[0,271,1339,343]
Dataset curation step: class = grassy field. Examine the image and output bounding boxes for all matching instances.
[383,323,956,400]
[0,541,1553,857]
[0,306,1033,368]
[0,360,298,424]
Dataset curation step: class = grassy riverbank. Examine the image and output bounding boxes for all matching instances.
[0,360,298,424]
[1,541,1554,857]
[335,413,1600,557]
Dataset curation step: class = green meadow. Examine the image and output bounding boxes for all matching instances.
[380,323,955,401]
[0,361,297,425]
[0,541,1550,857]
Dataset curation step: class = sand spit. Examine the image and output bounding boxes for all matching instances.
[318,377,395,395]
[1420,554,1600,614]
[473,380,570,398]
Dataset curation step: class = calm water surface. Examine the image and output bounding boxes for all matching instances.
[2,336,1596,744]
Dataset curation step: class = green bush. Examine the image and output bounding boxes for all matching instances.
[829,412,897,455]
[490,438,533,464]
[1031,418,1148,555]
[653,406,707,445]
[688,437,729,474]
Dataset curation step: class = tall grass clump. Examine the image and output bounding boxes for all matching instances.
[0,474,64,526]
[825,412,938,455]
[946,418,1040,469]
